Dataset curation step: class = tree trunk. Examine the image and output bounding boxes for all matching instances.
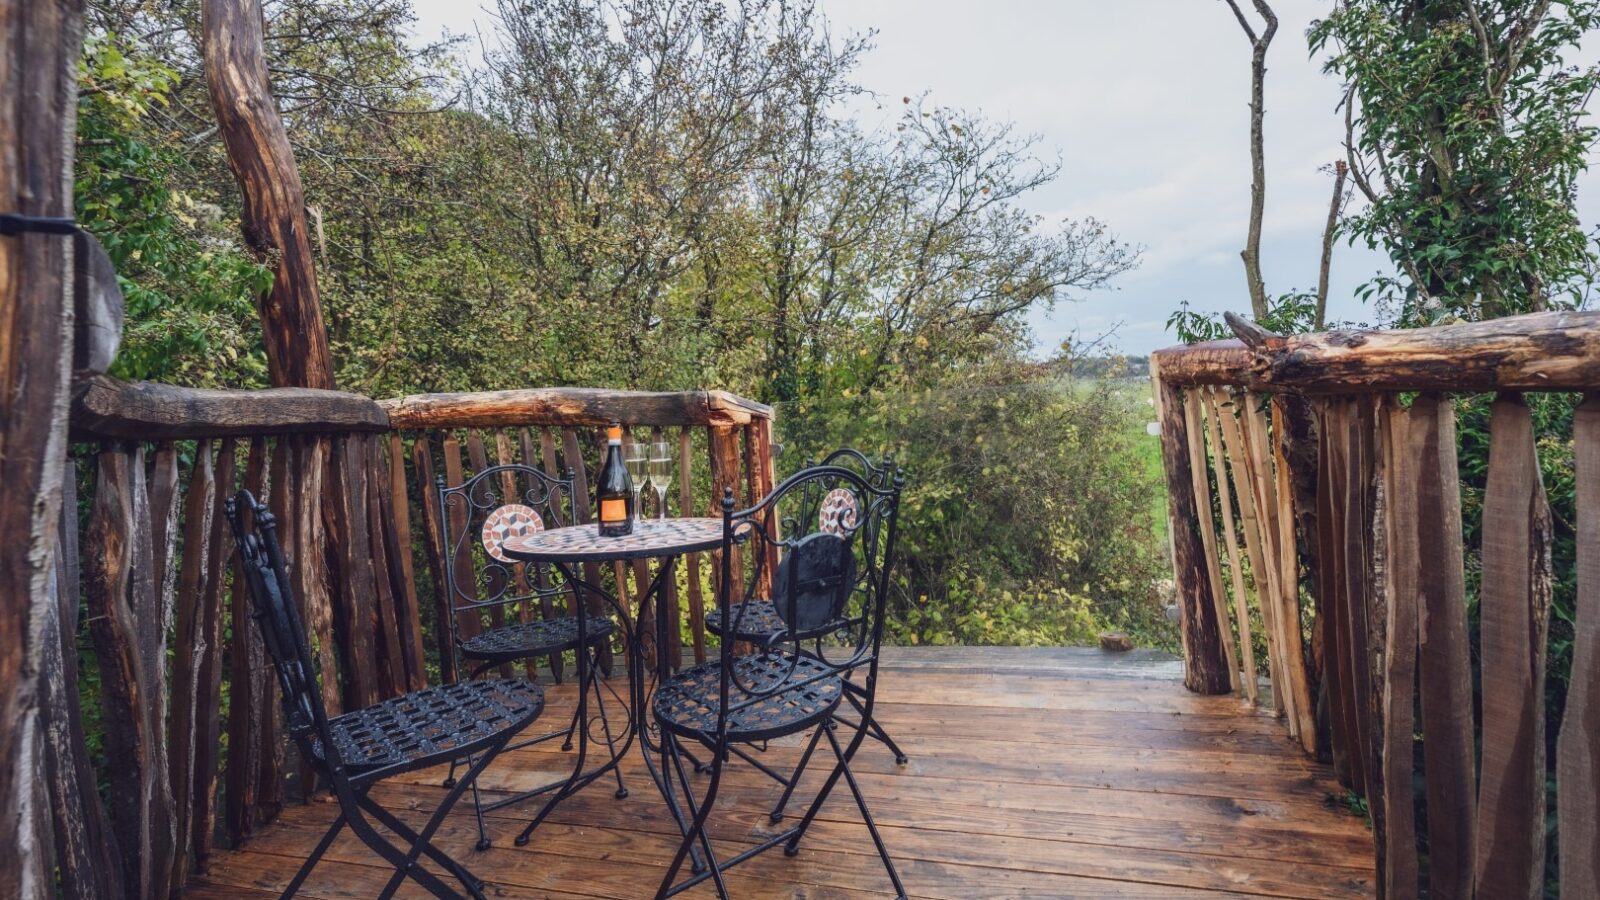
[0,1,87,896]
[201,0,334,390]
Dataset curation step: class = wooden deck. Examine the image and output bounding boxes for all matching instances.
[189,648,1376,898]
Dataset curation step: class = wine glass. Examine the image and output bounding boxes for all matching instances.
[624,440,649,528]
[648,441,673,525]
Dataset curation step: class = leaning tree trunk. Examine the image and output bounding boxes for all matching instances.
[0,1,88,897]
[201,0,334,390]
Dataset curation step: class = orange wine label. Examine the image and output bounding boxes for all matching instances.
[600,498,627,522]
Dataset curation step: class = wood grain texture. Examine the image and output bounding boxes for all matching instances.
[42,458,124,900]
[191,651,1377,900]
[380,387,771,429]
[1560,394,1600,898]
[0,3,85,893]
[383,433,427,691]
[86,447,176,900]
[328,434,379,707]
[1201,390,1256,703]
[412,434,457,685]
[1408,394,1475,900]
[1474,395,1551,900]
[225,439,270,846]
[71,374,387,440]
[188,439,238,875]
[200,0,334,389]
[1155,309,1600,392]
[1183,390,1240,693]
[1155,377,1232,695]
[1375,402,1417,900]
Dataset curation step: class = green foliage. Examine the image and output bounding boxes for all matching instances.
[1311,1,1600,321]
[777,376,1173,649]
[75,30,271,386]
[1165,291,1323,343]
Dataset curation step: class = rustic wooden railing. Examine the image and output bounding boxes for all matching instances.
[49,374,774,900]
[1150,309,1599,898]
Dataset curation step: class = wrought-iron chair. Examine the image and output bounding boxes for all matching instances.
[653,465,907,899]
[705,448,909,767]
[436,464,630,849]
[225,490,544,900]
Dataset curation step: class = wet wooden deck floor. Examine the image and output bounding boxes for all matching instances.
[189,647,1375,898]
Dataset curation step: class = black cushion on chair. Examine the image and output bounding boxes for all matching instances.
[460,614,617,662]
[310,678,544,778]
[652,654,843,743]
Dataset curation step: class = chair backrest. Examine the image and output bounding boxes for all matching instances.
[436,463,575,651]
[225,490,339,778]
[717,462,905,702]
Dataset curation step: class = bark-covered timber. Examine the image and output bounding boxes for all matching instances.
[1151,368,1233,695]
[0,2,86,895]
[380,387,772,429]
[71,374,389,439]
[1157,310,1600,393]
[200,0,334,389]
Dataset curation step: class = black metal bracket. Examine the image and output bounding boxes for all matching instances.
[0,213,79,236]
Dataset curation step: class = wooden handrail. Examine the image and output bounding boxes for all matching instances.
[378,387,773,429]
[1152,309,1600,393]
[70,373,390,440]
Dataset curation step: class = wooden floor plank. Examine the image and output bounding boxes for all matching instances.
[188,648,1374,899]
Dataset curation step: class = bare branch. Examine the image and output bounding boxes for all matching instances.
[1316,160,1348,330]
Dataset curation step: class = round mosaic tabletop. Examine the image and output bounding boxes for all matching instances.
[500,516,725,563]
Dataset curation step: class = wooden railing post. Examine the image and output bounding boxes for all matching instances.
[1151,363,1233,695]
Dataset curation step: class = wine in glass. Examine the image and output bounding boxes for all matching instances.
[624,440,649,528]
[648,441,673,525]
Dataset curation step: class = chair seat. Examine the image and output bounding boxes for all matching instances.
[313,678,544,779]
[653,654,843,742]
[705,599,848,642]
[705,599,785,640]
[461,614,616,662]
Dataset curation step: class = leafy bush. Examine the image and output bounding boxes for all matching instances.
[776,377,1174,649]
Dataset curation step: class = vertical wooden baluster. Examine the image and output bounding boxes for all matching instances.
[225,438,269,845]
[1152,374,1232,695]
[465,432,510,678]
[363,435,405,698]
[1376,400,1418,899]
[1241,393,1295,728]
[413,434,457,685]
[1202,388,1257,703]
[442,433,482,655]
[1270,396,1317,748]
[708,425,745,606]
[295,437,340,719]
[681,427,706,664]
[384,433,427,691]
[1559,394,1600,897]
[498,429,545,680]
[1183,390,1240,694]
[87,444,177,899]
[530,427,567,682]
[1409,393,1474,897]
[260,440,290,819]
[44,455,124,899]
[628,427,657,672]
[190,438,238,874]
[1216,390,1285,714]
[564,426,619,676]
[148,443,181,674]
[653,426,682,671]
[747,417,778,598]
[328,434,379,708]
[168,442,214,887]
[1475,393,1551,900]
[1316,399,1357,790]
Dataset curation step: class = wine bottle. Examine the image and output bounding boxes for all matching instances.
[597,423,633,536]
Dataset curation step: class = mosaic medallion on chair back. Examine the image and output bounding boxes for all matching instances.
[481,504,544,563]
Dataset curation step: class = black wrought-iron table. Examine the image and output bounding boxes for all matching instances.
[501,517,724,863]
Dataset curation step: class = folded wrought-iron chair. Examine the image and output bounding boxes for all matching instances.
[225,491,544,900]
[654,465,907,899]
[435,463,629,849]
[705,448,909,767]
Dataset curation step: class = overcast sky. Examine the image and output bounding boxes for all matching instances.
[408,0,1599,355]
